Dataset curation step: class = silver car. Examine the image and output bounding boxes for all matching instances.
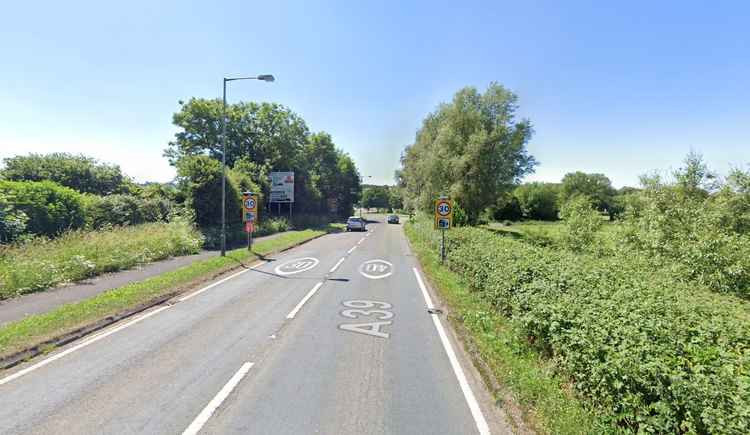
[346,216,366,231]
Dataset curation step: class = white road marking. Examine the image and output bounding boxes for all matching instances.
[178,262,260,302]
[329,258,346,273]
[359,259,394,280]
[274,257,320,275]
[412,268,490,435]
[347,245,357,254]
[357,238,365,245]
[181,362,254,435]
[286,282,324,319]
[0,306,171,386]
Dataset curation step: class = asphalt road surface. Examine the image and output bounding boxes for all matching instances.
[0,215,507,435]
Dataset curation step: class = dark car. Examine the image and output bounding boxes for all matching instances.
[387,215,399,224]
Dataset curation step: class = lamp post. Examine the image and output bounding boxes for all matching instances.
[221,74,275,257]
[359,175,372,218]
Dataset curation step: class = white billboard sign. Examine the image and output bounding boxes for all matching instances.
[270,171,294,203]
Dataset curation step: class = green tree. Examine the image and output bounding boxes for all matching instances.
[399,82,536,223]
[559,171,616,218]
[175,155,242,228]
[514,182,559,220]
[1,153,133,195]
[361,186,390,209]
[164,98,309,170]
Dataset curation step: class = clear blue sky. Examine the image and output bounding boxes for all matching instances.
[1,1,748,187]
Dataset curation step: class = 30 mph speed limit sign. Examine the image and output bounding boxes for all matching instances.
[242,192,259,223]
[434,197,453,229]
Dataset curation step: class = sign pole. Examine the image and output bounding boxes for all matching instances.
[441,228,446,263]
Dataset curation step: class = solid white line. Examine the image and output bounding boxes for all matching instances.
[413,267,435,309]
[286,282,324,319]
[412,268,490,435]
[347,245,357,254]
[329,258,345,273]
[178,262,260,302]
[0,306,170,386]
[181,362,254,435]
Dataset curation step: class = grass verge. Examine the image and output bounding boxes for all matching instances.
[404,220,602,435]
[0,225,340,360]
[0,218,204,300]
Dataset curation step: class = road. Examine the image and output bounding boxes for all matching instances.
[0,215,505,434]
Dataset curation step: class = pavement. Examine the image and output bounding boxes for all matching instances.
[0,231,289,327]
[0,215,511,435]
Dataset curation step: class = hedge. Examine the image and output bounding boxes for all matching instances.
[412,219,750,433]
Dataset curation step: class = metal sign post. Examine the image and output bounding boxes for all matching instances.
[434,196,453,264]
[242,192,258,251]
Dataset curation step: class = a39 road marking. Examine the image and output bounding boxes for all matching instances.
[338,300,393,338]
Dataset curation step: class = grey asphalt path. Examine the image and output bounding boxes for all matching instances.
[0,231,289,326]
[0,216,506,434]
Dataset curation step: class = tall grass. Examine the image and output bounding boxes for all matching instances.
[0,218,203,300]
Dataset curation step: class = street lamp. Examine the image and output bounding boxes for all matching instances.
[221,74,275,257]
[359,175,372,218]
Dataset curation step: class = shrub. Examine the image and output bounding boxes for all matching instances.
[0,180,85,237]
[176,155,242,229]
[0,192,28,244]
[559,195,603,251]
[82,194,171,229]
[1,153,133,195]
[408,218,750,433]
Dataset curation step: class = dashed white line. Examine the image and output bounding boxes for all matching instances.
[347,245,357,254]
[0,306,171,386]
[181,362,254,435]
[178,261,261,302]
[357,238,365,245]
[329,258,346,273]
[286,282,324,319]
[412,267,490,435]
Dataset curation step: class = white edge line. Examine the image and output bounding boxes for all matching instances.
[286,282,324,319]
[181,362,254,435]
[412,268,490,435]
[329,257,346,273]
[0,306,170,386]
[178,263,258,302]
[347,245,357,254]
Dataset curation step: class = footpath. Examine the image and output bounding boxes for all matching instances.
[0,232,287,326]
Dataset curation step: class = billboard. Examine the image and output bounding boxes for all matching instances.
[270,171,294,203]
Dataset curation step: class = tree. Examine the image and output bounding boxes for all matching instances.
[1,153,133,195]
[399,82,536,223]
[175,155,242,228]
[559,172,616,218]
[361,186,390,209]
[514,182,559,220]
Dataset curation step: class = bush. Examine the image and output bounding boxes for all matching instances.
[559,195,603,251]
[1,153,133,195]
[0,180,85,237]
[409,217,750,433]
[0,192,28,244]
[0,218,203,299]
[176,155,243,229]
[82,194,171,229]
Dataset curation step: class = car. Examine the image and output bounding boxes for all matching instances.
[346,216,366,231]
[387,214,399,224]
